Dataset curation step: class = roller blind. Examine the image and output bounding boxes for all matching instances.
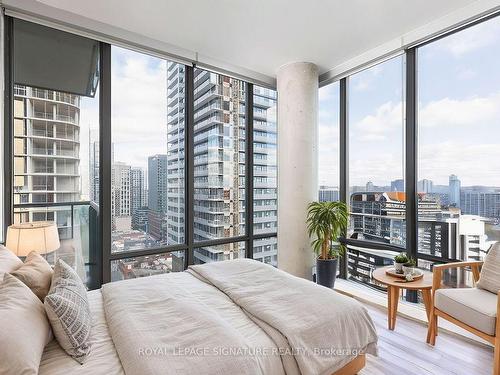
[13,18,99,97]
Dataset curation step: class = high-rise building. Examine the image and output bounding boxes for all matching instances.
[390,179,404,192]
[147,154,169,242]
[89,129,99,204]
[461,189,500,219]
[449,174,461,208]
[148,155,168,213]
[417,179,433,194]
[13,85,81,238]
[366,181,375,191]
[111,162,131,231]
[130,167,145,214]
[252,86,278,266]
[166,65,278,265]
[319,186,339,202]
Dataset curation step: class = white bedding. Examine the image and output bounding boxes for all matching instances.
[39,259,378,375]
[189,259,378,375]
[101,271,286,375]
[39,290,124,375]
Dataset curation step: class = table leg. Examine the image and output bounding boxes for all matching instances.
[387,286,400,330]
[422,289,432,321]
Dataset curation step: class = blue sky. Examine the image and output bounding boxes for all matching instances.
[80,15,500,197]
[319,15,500,188]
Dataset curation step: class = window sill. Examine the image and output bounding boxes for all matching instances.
[334,278,492,348]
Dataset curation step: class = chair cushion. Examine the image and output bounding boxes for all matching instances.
[0,274,52,375]
[0,245,23,280]
[435,287,497,336]
[11,251,53,301]
[478,241,500,294]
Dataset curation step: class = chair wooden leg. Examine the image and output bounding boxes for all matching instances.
[430,312,438,345]
[494,336,500,375]
[426,306,434,344]
[426,307,438,346]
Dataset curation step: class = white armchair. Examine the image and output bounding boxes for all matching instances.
[427,243,500,375]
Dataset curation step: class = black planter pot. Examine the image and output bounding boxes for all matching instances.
[316,258,338,288]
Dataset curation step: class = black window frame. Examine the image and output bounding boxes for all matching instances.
[2,18,278,286]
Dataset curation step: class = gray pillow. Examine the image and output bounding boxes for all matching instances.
[477,242,500,294]
[44,259,92,364]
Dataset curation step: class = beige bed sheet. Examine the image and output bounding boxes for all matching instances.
[39,289,124,375]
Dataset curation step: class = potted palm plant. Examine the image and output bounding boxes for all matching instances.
[307,201,348,288]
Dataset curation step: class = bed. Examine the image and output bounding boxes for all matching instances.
[39,259,377,375]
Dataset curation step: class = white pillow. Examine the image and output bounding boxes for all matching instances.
[477,242,500,294]
[44,259,92,364]
[0,274,52,375]
[0,245,23,280]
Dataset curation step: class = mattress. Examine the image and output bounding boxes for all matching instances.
[39,290,124,375]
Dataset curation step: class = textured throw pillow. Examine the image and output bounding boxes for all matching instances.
[0,274,52,375]
[44,259,92,364]
[477,242,500,294]
[0,244,23,280]
[11,251,53,301]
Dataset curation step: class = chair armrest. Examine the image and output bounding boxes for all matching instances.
[432,261,484,292]
[433,261,483,271]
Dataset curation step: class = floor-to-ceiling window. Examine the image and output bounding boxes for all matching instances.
[347,57,405,286]
[4,17,279,287]
[417,16,500,277]
[10,19,100,287]
[110,46,186,280]
[318,82,340,202]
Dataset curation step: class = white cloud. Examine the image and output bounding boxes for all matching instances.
[351,64,382,92]
[352,101,403,141]
[110,49,168,169]
[420,141,500,186]
[435,19,500,57]
[337,93,500,186]
[419,92,500,128]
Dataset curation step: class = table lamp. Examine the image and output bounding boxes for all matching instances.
[6,221,60,257]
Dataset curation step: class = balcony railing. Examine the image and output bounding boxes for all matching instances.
[13,201,101,290]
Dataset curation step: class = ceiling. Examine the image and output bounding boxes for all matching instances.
[29,0,488,79]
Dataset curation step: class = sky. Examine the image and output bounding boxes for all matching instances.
[79,46,169,197]
[79,15,500,197]
[319,15,500,188]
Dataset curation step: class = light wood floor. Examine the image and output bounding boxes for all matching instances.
[360,304,493,375]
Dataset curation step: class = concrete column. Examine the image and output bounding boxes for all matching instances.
[277,62,318,280]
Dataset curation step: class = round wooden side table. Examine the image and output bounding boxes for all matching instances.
[372,265,433,331]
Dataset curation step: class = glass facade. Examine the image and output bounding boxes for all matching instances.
[253,86,278,265]
[318,82,340,202]
[348,56,405,247]
[110,46,185,255]
[417,16,500,267]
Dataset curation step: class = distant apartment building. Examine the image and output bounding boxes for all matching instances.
[166,64,278,265]
[130,167,145,214]
[348,191,487,286]
[461,189,500,220]
[319,186,339,202]
[147,154,169,242]
[390,179,404,192]
[111,162,132,231]
[417,179,433,194]
[13,85,81,238]
[89,130,99,204]
[449,174,461,208]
